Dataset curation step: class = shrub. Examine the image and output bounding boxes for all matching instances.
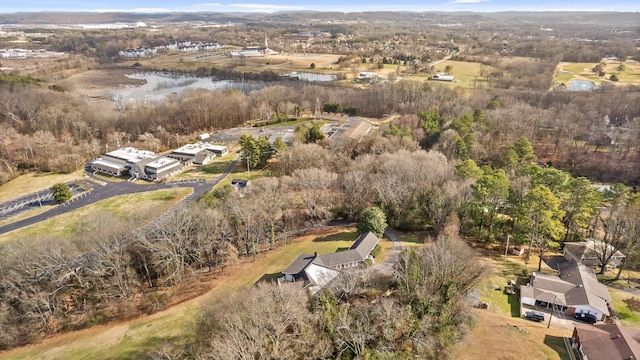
[623,297,640,312]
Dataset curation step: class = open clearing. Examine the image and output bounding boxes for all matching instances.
[0,187,193,244]
[407,59,499,89]
[0,171,82,204]
[120,51,343,76]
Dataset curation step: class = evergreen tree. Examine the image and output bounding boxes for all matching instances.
[357,206,388,238]
[51,182,72,203]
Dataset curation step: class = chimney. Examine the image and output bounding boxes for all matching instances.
[314,252,319,258]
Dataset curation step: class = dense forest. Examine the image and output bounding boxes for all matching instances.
[1,11,640,357]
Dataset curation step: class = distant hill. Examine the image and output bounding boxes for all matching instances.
[0,11,637,27]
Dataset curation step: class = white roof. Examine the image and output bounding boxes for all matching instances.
[145,156,180,170]
[304,263,341,294]
[107,147,156,162]
[172,142,226,155]
[90,158,127,171]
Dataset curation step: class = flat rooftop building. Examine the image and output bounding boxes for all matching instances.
[167,142,228,165]
[90,147,157,177]
[143,156,182,180]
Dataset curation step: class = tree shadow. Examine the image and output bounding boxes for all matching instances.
[544,255,567,271]
[313,230,358,242]
[508,293,521,318]
[543,335,571,359]
[255,272,282,285]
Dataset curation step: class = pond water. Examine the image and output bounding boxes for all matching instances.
[566,79,599,91]
[113,72,258,105]
[282,72,338,82]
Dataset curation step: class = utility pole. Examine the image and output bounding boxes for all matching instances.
[505,234,510,257]
[246,154,250,179]
[547,296,557,329]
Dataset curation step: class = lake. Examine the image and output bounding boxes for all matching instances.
[113,72,260,105]
[566,79,599,91]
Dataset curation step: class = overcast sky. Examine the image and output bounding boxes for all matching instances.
[2,0,639,13]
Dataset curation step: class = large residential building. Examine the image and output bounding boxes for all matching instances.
[520,260,612,321]
[279,232,380,293]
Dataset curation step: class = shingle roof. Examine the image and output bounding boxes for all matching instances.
[559,260,611,315]
[523,260,611,316]
[281,254,318,275]
[575,322,640,360]
[281,232,380,276]
[564,240,625,261]
[350,232,380,259]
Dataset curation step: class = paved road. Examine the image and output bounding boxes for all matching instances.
[0,159,239,235]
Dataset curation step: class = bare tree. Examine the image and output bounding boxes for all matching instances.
[290,167,338,223]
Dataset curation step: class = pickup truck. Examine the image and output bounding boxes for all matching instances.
[525,311,545,322]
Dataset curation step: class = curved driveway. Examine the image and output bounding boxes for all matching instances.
[0,159,238,235]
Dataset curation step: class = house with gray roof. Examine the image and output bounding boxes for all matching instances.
[279,232,380,293]
[520,260,612,321]
[564,239,625,269]
[572,322,640,360]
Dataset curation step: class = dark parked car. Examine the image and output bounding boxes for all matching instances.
[525,311,545,322]
[574,312,597,324]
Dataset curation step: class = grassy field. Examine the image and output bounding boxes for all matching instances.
[407,60,499,89]
[555,59,640,87]
[0,226,374,359]
[0,188,193,244]
[0,171,82,203]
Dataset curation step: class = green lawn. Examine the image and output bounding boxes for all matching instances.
[609,287,640,328]
[1,227,362,360]
[408,60,499,89]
